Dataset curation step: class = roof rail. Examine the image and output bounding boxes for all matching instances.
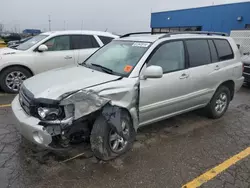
[119,31,228,39]
[120,32,152,38]
[120,32,166,38]
[159,31,228,38]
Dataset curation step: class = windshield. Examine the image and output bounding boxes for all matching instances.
[85,40,151,76]
[16,35,48,50]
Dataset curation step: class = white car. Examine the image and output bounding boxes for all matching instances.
[0,30,118,93]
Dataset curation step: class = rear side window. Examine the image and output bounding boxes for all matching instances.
[213,39,234,61]
[98,36,114,45]
[208,40,219,63]
[71,35,99,49]
[186,40,211,67]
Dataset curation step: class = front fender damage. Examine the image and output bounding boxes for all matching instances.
[42,79,140,147]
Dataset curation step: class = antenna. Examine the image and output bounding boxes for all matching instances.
[48,15,51,31]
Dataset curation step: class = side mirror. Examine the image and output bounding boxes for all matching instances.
[144,65,163,79]
[38,44,48,52]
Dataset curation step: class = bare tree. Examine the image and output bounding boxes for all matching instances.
[0,23,4,32]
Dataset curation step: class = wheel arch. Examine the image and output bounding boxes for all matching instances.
[0,64,34,76]
[216,80,235,101]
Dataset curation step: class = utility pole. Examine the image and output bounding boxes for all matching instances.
[81,20,83,30]
[48,15,51,31]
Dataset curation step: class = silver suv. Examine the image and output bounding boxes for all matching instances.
[12,32,244,160]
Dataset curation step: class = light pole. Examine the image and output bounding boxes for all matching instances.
[48,15,51,31]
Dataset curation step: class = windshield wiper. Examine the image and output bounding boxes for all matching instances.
[91,63,114,74]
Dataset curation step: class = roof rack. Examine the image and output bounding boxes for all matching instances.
[120,32,154,38]
[120,31,228,38]
[159,31,228,38]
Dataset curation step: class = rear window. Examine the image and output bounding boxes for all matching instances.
[186,39,211,67]
[213,39,234,61]
[98,36,114,45]
[71,35,99,49]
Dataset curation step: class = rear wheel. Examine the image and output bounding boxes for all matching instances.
[0,66,32,93]
[90,110,135,161]
[205,86,230,119]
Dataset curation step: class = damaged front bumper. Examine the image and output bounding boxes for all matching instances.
[12,96,53,148]
[12,78,140,149]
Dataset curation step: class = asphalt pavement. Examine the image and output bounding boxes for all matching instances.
[0,86,249,188]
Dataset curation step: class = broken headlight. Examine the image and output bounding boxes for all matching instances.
[37,107,63,121]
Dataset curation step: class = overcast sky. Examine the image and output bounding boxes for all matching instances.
[0,0,247,34]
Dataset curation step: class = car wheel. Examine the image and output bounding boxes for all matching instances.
[205,86,230,119]
[0,66,32,93]
[90,110,136,161]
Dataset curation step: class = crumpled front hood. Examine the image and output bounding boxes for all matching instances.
[23,65,120,100]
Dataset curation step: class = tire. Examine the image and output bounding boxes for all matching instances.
[0,66,32,93]
[205,86,231,119]
[90,110,136,161]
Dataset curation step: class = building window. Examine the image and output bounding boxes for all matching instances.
[152,28,161,33]
[152,26,202,33]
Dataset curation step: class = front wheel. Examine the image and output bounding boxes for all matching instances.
[90,110,136,161]
[205,86,231,119]
[0,66,32,93]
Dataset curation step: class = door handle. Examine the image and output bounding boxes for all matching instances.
[64,56,72,60]
[214,65,220,70]
[179,73,189,79]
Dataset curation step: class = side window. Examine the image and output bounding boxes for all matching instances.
[147,41,185,73]
[71,35,99,50]
[98,36,114,45]
[208,40,219,63]
[44,36,70,51]
[186,39,211,67]
[213,39,234,61]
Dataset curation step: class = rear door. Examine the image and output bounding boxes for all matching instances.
[184,39,215,106]
[71,35,100,64]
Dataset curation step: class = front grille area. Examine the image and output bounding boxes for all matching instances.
[244,64,250,74]
[19,86,37,117]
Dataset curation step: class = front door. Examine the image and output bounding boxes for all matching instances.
[32,35,75,73]
[139,40,191,126]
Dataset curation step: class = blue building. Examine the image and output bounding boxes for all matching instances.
[23,29,41,35]
[151,2,250,34]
